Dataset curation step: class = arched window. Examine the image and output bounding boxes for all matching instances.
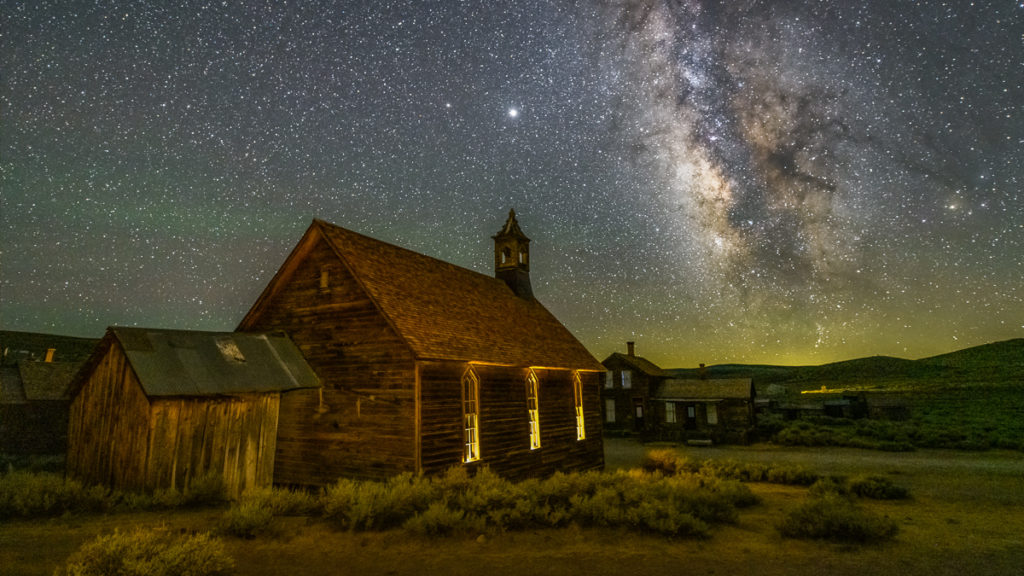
[573,372,586,441]
[526,370,541,449]
[463,368,481,462]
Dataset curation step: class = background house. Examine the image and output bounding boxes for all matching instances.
[238,212,605,485]
[652,378,756,444]
[0,331,97,457]
[66,328,319,497]
[600,342,667,435]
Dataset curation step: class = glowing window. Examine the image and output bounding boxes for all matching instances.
[605,399,616,423]
[573,371,586,440]
[526,370,541,450]
[665,402,676,424]
[463,368,480,462]
[621,370,632,389]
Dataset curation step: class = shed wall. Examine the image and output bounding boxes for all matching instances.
[67,343,151,489]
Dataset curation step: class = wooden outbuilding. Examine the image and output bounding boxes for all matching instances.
[652,378,756,444]
[238,211,605,485]
[66,328,319,497]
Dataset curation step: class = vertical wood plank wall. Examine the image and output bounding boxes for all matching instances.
[243,236,417,485]
[67,343,150,489]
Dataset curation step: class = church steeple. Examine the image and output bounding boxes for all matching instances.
[493,209,533,299]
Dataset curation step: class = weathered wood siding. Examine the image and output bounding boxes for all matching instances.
[67,343,151,489]
[145,394,280,497]
[243,236,417,485]
[419,362,603,480]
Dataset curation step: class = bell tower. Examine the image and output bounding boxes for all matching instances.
[493,209,533,299]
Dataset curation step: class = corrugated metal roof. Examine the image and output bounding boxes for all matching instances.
[110,327,320,397]
[655,378,753,400]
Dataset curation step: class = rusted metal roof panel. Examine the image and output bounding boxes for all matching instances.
[111,327,319,397]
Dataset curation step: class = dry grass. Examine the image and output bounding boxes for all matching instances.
[3,440,1023,576]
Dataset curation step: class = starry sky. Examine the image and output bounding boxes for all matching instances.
[2,1,1022,368]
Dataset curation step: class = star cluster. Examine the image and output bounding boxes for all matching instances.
[2,1,1021,367]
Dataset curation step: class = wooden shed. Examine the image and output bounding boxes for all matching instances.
[238,211,605,484]
[66,328,319,497]
[652,378,756,444]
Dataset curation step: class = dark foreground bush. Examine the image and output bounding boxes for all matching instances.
[55,527,234,576]
[778,494,899,543]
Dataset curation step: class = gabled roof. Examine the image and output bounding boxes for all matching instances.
[242,219,603,371]
[602,352,668,377]
[654,378,754,400]
[70,327,320,398]
[20,362,80,400]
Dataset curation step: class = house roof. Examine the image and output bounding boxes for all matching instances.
[602,352,668,377]
[20,362,80,400]
[70,327,320,398]
[654,378,753,400]
[242,219,603,371]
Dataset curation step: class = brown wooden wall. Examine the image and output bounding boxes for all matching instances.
[67,343,151,489]
[145,394,280,497]
[243,236,417,485]
[419,362,603,480]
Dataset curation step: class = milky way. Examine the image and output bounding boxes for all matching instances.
[2,1,1021,366]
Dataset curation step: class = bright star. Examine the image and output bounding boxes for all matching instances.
[508,108,519,118]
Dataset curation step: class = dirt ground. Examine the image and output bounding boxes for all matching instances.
[3,439,1023,576]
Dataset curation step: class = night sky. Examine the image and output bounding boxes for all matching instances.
[2,1,1021,367]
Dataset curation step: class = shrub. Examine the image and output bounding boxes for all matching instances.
[239,486,319,516]
[55,527,234,576]
[0,471,108,519]
[808,476,850,498]
[322,473,437,531]
[221,501,276,539]
[404,502,485,536]
[778,494,899,543]
[848,475,910,500]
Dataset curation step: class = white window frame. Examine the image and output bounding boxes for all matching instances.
[604,371,613,389]
[526,370,541,449]
[463,368,481,462]
[665,401,676,424]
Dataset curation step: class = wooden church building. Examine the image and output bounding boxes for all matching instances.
[238,211,606,485]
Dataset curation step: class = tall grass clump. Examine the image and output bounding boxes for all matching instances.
[54,527,234,576]
[778,494,899,543]
[0,471,108,519]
